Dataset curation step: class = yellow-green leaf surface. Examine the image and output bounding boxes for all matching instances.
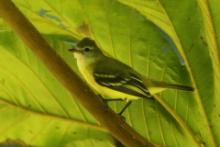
[0,0,219,146]
[118,0,220,146]
[0,32,112,147]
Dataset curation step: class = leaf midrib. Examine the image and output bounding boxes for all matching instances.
[0,97,107,132]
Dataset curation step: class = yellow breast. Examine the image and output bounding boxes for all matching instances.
[76,56,138,100]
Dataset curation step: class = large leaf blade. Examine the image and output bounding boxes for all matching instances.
[0,32,111,146]
[0,0,218,146]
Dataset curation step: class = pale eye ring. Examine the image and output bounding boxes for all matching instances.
[84,47,90,52]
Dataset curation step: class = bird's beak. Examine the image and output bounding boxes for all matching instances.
[68,48,81,53]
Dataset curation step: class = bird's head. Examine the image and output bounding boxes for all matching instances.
[69,38,103,60]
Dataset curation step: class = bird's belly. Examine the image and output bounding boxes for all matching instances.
[78,64,138,100]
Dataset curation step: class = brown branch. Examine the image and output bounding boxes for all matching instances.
[0,0,155,147]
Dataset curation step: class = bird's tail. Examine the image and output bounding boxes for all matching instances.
[144,79,194,95]
[151,80,194,91]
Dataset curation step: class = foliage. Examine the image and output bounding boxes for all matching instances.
[0,0,219,146]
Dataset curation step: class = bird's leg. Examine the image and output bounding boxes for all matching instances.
[118,101,132,115]
[98,94,131,116]
[103,98,124,102]
[97,95,123,104]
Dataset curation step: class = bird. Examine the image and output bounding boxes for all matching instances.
[69,37,194,114]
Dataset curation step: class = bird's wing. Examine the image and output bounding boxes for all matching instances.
[93,58,151,98]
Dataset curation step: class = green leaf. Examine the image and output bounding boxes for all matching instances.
[0,0,219,146]
[118,0,220,146]
[0,32,111,147]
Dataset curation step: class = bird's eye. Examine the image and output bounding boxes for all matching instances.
[84,47,90,52]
